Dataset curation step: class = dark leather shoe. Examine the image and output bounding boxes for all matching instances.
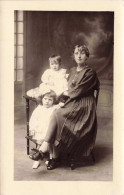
[29,151,44,161]
[31,148,39,152]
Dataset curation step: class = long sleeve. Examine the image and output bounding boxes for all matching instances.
[68,68,99,99]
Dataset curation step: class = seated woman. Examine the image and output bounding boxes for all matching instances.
[29,44,100,170]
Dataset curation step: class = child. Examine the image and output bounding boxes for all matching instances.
[29,89,60,169]
[27,55,68,98]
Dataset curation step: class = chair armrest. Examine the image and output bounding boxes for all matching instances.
[23,95,37,103]
[94,88,100,106]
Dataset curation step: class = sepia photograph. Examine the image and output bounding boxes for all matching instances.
[14,10,113,181]
[0,1,123,195]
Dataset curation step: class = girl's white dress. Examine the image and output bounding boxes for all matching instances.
[27,68,68,98]
[29,105,58,141]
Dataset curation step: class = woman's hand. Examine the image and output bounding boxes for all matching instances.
[58,91,69,103]
[55,102,65,109]
[63,90,69,96]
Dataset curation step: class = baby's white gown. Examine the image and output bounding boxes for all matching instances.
[27,68,68,98]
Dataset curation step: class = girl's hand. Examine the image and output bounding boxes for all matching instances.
[30,130,35,136]
[59,102,65,107]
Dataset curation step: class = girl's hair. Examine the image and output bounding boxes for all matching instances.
[73,45,90,57]
[49,55,61,65]
[38,90,57,104]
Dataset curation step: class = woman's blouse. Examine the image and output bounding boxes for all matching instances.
[68,66,99,99]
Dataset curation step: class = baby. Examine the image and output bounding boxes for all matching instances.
[27,55,68,98]
[29,89,60,169]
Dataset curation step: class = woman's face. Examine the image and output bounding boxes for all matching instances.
[74,47,87,65]
[42,95,54,108]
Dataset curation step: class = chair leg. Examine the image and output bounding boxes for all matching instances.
[27,138,30,155]
[91,150,95,163]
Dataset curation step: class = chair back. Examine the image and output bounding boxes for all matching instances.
[94,87,100,106]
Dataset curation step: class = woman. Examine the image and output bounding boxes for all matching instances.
[29,45,100,170]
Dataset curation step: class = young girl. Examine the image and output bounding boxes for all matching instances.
[27,55,68,98]
[29,89,60,169]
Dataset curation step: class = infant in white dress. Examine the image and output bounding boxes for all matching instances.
[27,55,68,98]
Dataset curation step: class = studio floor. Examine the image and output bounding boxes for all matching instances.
[14,106,113,181]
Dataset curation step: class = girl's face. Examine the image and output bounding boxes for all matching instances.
[74,47,87,65]
[42,95,54,108]
[50,60,60,71]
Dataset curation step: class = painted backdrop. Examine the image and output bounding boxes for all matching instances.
[25,11,113,90]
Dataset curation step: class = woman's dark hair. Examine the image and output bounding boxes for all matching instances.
[73,45,90,57]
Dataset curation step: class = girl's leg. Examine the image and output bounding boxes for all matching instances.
[39,114,57,153]
[31,143,42,168]
[49,144,53,159]
[45,144,53,165]
[45,114,57,143]
[52,146,60,159]
[29,114,57,161]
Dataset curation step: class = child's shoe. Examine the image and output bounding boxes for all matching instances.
[29,151,44,161]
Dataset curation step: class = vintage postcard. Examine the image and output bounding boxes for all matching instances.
[0,0,123,195]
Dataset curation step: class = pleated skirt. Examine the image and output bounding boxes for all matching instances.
[54,96,97,157]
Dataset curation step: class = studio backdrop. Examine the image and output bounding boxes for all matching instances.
[15,11,114,118]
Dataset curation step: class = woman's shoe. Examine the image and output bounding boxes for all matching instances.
[47,158,58,170]
[29,151,44,161]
